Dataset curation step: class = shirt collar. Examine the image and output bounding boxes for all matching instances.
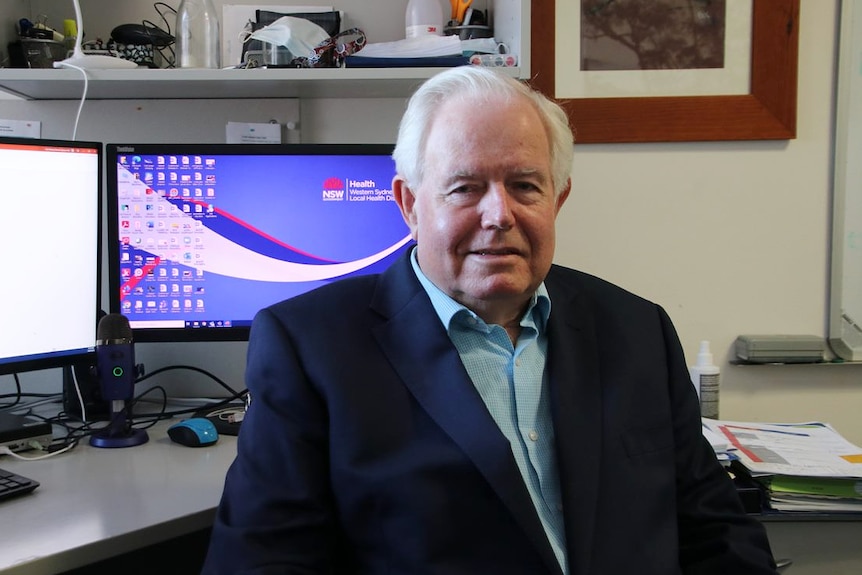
[409,247,551,333]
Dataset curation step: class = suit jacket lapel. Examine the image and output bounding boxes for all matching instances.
[370,256,563,574]
[545,268,603,575]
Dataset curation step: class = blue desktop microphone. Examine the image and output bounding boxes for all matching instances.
[90,313,148,448]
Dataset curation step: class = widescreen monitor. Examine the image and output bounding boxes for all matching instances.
[0,137,101,375]
[105,143,413,342]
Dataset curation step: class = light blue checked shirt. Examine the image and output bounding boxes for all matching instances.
[410,249,568,574]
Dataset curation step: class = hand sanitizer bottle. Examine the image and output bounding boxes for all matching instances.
[405,0,444,39]
[690,340,720,419]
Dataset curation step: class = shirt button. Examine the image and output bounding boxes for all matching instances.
[528,430,539,441]
[515,359,521,367]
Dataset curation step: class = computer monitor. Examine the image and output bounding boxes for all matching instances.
[0,137,101,375]
[105,143,413,342]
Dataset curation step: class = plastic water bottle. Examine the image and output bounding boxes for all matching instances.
[176,0,221,68]
[405,0,444,39]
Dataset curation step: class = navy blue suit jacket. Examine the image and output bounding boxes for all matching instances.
[203,253,777,574]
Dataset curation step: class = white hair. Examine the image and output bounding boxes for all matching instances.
[392,66,574,195]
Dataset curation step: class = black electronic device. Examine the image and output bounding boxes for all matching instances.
[111,23,174,47]
[0,467,40,502]
[88,313,148,449]
[0,137,101,377]
[108,23,173,68]
[62,309,110,421]
[95,313,138,401]
[0,413,53,453]
[62,350,110,422]
[105,143,413,343]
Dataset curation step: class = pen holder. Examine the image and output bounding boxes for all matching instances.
[443,25,492,40]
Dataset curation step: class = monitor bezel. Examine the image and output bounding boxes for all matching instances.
[0,137,101,376]
[105,142,405,343]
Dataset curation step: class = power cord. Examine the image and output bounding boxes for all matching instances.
[0,442,75,460]
[151,2,178,67]
[0,393,61,411]
[67,361,88,423]
[4,363,246,450]
[49,1,177,140]
[51,60,88,141]
[0,373,22,409]
[136,364,245,399]
[200,405,245,424]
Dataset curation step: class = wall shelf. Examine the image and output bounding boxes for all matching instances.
[0,66,522,100]
[729,360,862,367]
[0,0,528,101]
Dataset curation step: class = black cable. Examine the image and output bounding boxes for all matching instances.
[129,364,246,421]
[4,362,244,449]
[153,2,177,35]
[0,391,59,413]
[136,364,246,399]
[44,384,167,449]
[134,395,242,420]
[0,373,23,409]
[0,392,59,400]
[128,384,170,426]
[152,2,178,67]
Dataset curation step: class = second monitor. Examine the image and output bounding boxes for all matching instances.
[105,143,413,342]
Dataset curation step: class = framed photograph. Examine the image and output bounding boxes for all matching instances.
[529,0,800,143]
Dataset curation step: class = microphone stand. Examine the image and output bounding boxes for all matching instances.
[89,399,149,448]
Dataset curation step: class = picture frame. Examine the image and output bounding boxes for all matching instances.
[529,0,800,143]
[829,0,862,361]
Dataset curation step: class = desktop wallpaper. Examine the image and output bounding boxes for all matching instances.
[114,150,412,331]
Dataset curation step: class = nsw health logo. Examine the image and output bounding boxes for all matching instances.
[322,176,345,201]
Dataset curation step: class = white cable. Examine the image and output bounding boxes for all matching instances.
[0,442,74,460]
[52,61,88,141]
[69,365,88,422]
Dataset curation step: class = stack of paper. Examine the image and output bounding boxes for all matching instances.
[356,35,462,58]
[706,418,862,512]
[701,418,735,464]
[765,475,862,512]
[344,35,467,68]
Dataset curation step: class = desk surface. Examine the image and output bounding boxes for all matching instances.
[0,419,236,575]
[1,417,861,575]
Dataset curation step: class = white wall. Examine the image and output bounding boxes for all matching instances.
[3,0,861,443]
[553,0,862,444]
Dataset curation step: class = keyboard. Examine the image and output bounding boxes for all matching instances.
[0,467,39,502]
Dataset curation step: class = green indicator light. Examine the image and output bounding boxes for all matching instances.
[112,367,124,377]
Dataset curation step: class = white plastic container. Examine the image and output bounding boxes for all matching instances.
[175,0,221,68]
[690,340,720,418]
[405,0,445,38]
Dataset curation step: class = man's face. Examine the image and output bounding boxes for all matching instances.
[394,95,570,323]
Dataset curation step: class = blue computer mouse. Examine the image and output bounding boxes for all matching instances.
[167,417,219,447]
